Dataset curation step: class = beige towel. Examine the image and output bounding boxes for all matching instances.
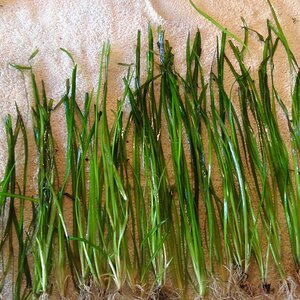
[0,0,299,298]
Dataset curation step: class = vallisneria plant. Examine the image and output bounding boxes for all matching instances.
[0,2,299,298]
[0,109,33,300]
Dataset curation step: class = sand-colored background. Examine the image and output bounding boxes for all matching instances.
[1,0,299,130]
[0,0,300,298]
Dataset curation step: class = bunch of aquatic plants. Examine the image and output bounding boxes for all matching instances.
[0,1,299,299]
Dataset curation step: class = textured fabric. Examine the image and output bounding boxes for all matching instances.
[0,0,299,297]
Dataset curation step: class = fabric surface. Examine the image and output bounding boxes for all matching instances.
[1,0,299,125]
[0,0,299,298]
[0,0,299,191]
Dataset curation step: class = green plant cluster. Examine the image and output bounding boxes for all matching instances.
[0,2,299,299]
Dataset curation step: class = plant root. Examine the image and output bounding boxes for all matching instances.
[209,267,253,299]
[78,284,93,300]
[262,282,271,294]
[256,281,275,299]
[39,293,50,300]
[130,284,147,299]
[105,290,127,300]
[277,277,298,300]
[209,276,228,299]
[77,283,105,300]
[147,285,181,300]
